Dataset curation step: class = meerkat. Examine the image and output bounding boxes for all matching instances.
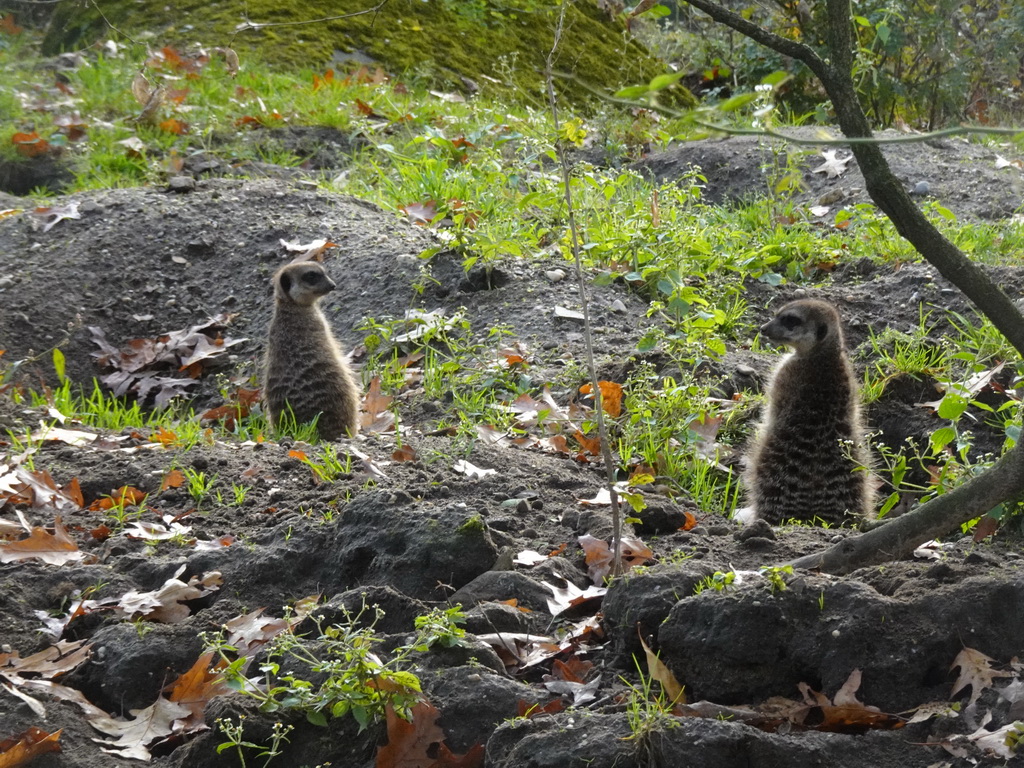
[744,299,874,526]
[263,261,360,440]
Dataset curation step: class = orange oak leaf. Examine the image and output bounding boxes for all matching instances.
[11,132,48,158]
[579,381,623,417]
[0,726,61,765]
[0,517,84,566]
[0,13,24,35]
[429,742,484,767]
[160,469,185,492]
[164,651,231,729]
[312,69,335,89]
[375,700,445,768]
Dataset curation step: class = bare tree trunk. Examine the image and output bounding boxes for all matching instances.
[678,0,1024,573]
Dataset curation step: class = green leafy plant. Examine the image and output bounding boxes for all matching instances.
[411,605,468,650]
[620,661,681,746]
[206,601,438,732]
[693,570,737,595]
[216,717,293,768]
[183,467,218,508]
[759,564,794,594]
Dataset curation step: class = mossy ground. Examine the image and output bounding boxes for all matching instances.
[43,0,695,109]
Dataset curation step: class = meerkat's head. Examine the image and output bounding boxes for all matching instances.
[760,299,843,357]
[273,261,336,307]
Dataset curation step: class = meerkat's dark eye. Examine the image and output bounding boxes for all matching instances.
[302,272,320,285]
[279,273,292,292]
[779,314,802,330]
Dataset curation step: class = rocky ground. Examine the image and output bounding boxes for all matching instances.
[2,131,1024,768]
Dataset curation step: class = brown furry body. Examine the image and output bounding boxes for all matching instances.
[745,299,873,525]
[263,262,360,440]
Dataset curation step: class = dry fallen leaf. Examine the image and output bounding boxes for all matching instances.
[543,577,606,616]
[639,632,685,704]
[0,639,92,679]
[117,568,222,623]
[93,696,192,761]
[164,651,231,730]
[811,149,852,179]
[375,700,445,768]
[0,726,62,766]
[578,533,615,583]
[392,444,418,462]
[579,381,624,417]
[513,549,549,566]
[453,460,496,479]
[951,648,1014,705]
[160,469,186,492]
[0,517,85,566]
[30,202,80,233]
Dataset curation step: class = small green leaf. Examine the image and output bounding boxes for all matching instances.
[307,710,328,727]
[559,118,587,147]
[718,92,758,111]
[705,338,727,358]
[637,334,658,353]
[761,70,791,87]
[649,71,685,91]
[622,491,647,514]
[53,348,66,382]
[352,705,371,732]
[614,85,650,100]
[878,491,901,518]
[930,426,956,452]
[937,393,968,420]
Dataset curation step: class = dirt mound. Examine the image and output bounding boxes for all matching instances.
[632,127,1024,221]
[2,178,1024,767]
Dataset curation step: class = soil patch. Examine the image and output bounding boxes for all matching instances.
[1,151,1023,767]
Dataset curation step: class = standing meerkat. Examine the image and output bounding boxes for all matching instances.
[263,261,360,440]
[744,299,873,525]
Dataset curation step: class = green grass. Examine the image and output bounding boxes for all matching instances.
[4,30,1024,519]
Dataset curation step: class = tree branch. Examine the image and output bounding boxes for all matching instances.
[789,443,1024,574]
[677,0,1024,572]
[676,0,827,75]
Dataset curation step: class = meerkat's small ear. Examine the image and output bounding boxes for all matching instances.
[816,321,828,341]
[279,272,292,294]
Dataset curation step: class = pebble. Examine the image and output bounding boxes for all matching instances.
[168,176,197,193]
[911,181,930,196]
[545,269,566,282]
[609,299,627,313]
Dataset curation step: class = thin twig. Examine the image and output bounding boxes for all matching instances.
[233,1,390,33]
[553,69,1024,145]
[545,0,623,576]
[88,0,143,47]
